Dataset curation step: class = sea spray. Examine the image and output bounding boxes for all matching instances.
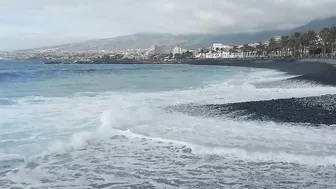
[100,105,154,131]
[46,104,155,155]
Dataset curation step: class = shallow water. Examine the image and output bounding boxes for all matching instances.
[1,60,336,188]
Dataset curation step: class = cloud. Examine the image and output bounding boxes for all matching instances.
[154,0,336,33]
[160,2,176,14]
[1,0,336,50]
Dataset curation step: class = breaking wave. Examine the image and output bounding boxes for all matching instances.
[2,63,336,188]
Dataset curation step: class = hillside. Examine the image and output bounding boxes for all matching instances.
[21,16,336,52]
[288,16,336,33]
[25,31,286,52]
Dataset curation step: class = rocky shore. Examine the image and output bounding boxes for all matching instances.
[171,94,336,125]
[173,59,336,126]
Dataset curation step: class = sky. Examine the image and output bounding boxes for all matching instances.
[1,0,336,50]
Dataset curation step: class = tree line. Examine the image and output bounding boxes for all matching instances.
[200,26,336,59]
[263,26,336,58]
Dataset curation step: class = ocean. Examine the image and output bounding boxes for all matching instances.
[1,60,336,188]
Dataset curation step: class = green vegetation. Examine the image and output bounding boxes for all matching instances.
[266,26,336,58]
[174,51,194,60]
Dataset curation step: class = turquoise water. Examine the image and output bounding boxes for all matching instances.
[1,60,336,188]
[0,60,245,156]
[0,60,238,98]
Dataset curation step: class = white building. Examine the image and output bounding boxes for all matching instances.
[204,51,244,59]
[248,43,259,48]
[237,44,244,49]
[172,46,182,55]
[274,36,281,42]
[145,48,155,56]
[191,50,198,57]
[123,53,135,59]
[212,43,223,50]
[223,44,234,49]
[212,43,234,51]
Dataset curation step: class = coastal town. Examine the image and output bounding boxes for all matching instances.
[1,26,336,64]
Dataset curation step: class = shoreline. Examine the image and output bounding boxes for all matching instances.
[175,58,336,125]
[188,59,336,87]
[42,58,336,87]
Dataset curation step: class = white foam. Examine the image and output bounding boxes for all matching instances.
[2,67,336,167]
[100,105,154,131]
[0,154,26,170]
[50,100,336,166]
[189,145,336,166]
[70,110,336,166]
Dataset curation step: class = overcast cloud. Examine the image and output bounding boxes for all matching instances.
[1,0,336,50]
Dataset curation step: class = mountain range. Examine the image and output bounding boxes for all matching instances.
[23,16,336,52]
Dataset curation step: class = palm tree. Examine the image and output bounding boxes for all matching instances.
[256,26,336,58]
[329,26,336,55]
[280,36,289,57]
[268,38,278,57]
[306,30,317,52]
[290,32,301,58]
[299,33,309,57]
[243,44,249,51]
[288,39,293,57]
[200,49,205,58]
[243,44,249,57]
[256,42,265,57]
[230,46,239,57]
[319,27,331,56]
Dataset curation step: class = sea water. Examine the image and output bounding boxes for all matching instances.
[1,60,336,188]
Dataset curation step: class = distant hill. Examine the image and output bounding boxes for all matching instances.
[19,33,191,53]
[20,16,336,52]
[288,16,336,33]
[23,31,287,52]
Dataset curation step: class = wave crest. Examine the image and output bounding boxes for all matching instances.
[100,104,154,131]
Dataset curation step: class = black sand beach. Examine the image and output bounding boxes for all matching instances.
[181,59,336,125]
[171,95,336,125]
[189,59,336,86]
